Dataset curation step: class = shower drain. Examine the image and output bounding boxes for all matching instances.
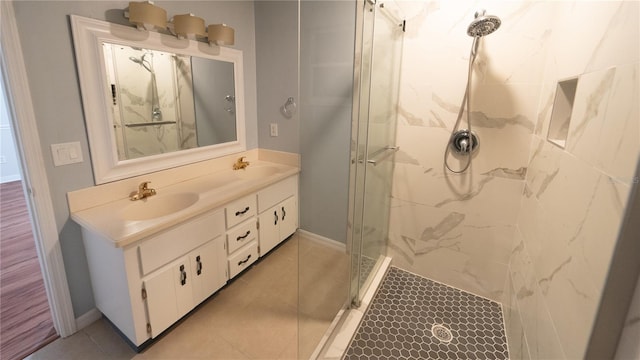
[431,324,453,343]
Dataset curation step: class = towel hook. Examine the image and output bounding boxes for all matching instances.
[281,97,296,118]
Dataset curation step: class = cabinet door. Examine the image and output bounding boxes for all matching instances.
[258,205,280,256]
[190,237,226,305]
[173,258,194,319]
[144,266,178,338]
[279,196,297,242]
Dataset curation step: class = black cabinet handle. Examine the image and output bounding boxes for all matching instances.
[196,255,202,276]
[236,230,251,241]
[179,265,187,286]
[238,254,252,266]
[274,211,278,225]
[235,207,250,216]
[282,206,286,221]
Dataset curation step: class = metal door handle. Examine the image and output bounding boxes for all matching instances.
[366,146,399,166]
[196,256,202,276]
[237,230,251,241]
[238,254,252,266]
[179,265,187,285]
[235,206,250,216]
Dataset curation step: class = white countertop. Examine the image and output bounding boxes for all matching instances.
[70,161,299,248]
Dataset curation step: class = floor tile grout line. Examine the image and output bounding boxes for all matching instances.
[389,265,504,306]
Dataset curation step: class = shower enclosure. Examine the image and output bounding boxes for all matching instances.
[348,0,404,307]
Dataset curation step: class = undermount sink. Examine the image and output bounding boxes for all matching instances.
[234,165,281,180]
[121,192,200,221]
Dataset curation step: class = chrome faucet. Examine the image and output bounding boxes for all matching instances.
[233,156,250,170]
[130,181,157,201]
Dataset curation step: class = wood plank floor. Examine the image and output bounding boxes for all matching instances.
[1,181,57,360]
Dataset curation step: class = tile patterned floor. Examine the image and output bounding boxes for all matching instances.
[26,233,350,360]
[344,267,509,360]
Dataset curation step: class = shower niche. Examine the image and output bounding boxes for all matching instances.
[547,77,578,148]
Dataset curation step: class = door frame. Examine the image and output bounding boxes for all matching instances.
[0,1,76,337]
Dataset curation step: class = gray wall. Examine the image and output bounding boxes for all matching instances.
[254,1,299,153]
[192,58,237,146]
[299,1,355,243]
[12,1,259,317]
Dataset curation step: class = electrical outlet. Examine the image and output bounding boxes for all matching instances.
[270,123,278,137]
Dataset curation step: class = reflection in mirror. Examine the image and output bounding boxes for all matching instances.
[71,15,246,184]
[103,43,237,160]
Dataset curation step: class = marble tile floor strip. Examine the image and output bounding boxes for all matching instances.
[343,267,509,360]
[26,232,350,360]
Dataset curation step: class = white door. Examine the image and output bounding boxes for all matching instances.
[144,267,178,338]
[190,237,226,305]
[258,205,280,256]
[279,196,297,241]
[173,258,194,319]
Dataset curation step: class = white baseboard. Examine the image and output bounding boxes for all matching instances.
[1,174,21,183]
[296,229,346,251]
[75,308,101,330]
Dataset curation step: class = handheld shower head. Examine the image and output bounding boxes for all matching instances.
[467,10,501,37]
[128,54,153,73]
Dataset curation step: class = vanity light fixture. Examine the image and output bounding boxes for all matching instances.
[208,24,235,46]
[171,13,207,40]
[125,1,167,31]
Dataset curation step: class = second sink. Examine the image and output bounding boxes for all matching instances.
[121,192,200,221]
[234,165,281,180]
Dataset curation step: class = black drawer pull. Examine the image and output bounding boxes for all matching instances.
[235,207,250,216]
[236,230,251,241]
[196,255,202,275]
[179,265,187,286]
[274,210,278,225]
[282,206,286,221]
[238,254,252,266]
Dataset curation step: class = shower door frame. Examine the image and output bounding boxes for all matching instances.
[347,0,403,308]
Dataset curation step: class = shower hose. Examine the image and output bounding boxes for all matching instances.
[444,36,480,173]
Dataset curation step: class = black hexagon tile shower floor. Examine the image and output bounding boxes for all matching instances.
[343,267,509,360]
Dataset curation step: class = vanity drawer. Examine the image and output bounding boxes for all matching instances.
[225,195,257,228]
[227,219,257,254]
[138,210,224,276]
[257,175,297,213]
[228,241,258,279]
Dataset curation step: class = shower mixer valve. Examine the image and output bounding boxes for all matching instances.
[450,130,479,155]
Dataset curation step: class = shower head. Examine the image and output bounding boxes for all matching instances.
[129,54,153,73]
[467,10,501,37]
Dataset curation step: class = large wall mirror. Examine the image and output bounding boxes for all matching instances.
[71,15,246,184]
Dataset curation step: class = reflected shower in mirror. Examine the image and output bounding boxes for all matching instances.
[103,43,237,160]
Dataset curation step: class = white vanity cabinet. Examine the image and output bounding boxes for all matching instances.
[143,238,226,338]
[257,176,298,256]
[224,195,260,278]
[77,172,299,348]
[81,210,227,347]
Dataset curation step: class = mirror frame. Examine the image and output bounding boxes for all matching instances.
[70,15,246,184]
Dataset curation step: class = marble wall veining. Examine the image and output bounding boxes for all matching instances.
[506,1,639,359]
[384,1,638,358]
[387,1,552,302]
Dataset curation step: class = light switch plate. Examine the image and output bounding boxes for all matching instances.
[51,141,83,166]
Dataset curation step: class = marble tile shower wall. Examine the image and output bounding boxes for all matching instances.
[506,1,639,359]
[388,1,554,302]
[385,2,638,358]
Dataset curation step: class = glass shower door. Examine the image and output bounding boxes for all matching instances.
[349,0,404,306]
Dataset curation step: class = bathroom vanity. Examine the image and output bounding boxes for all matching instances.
[67,14,301,348]
[69,154,299,348]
